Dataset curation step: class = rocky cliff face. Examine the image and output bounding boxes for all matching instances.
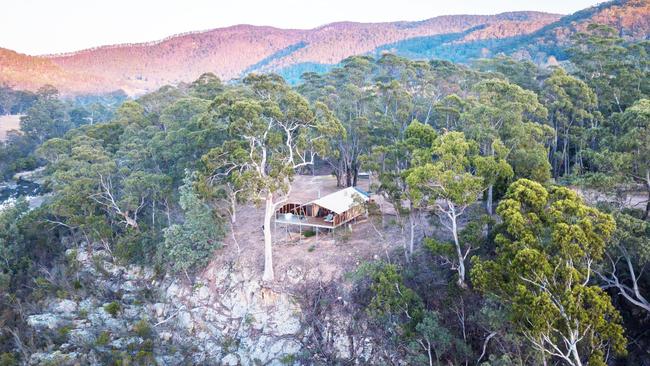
[24,243,380,365]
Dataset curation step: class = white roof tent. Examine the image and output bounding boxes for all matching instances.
[310,187,369,214]
[275,187,370,229]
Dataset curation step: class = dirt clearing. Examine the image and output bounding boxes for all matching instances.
[201,174,406,289]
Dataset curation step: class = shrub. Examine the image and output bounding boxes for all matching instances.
[303,230,316,238]
[307,245,316,252]
[162,174,224,274]
[104,301,121,317]
[280,354,296,365]
[95,331,111,346]
[135,339,155,364]
[0,352,18,366]
[133,319,152,338]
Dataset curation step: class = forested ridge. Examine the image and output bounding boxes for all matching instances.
[1,24,649,365]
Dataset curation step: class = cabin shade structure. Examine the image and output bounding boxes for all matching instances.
[275,187,370,229]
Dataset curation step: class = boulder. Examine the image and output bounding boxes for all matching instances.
[51,299,78,315]
[221,353,239,366]
[27,313,62,330]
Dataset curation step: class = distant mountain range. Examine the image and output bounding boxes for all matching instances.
[1,0,648,95]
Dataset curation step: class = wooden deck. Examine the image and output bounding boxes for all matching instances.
[274,214,335,229]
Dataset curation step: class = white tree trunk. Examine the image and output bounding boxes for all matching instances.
[262,192,275,282]
[230,195,237,224]
[570,343,583,366]
[487,184,494,216]
[409,210,416,258]
[450,211,465,287]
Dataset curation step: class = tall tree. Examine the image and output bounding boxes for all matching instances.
[19,85,70,144]
[463,78,551,191]
[201,74,342,281]
[163,173,224,275]
[299,56,375,187]
[597,211,650,313]
[406,131,484,287]
[472,179,626,366]
[368,120,437,261]
[570,24,650,115]
[541,68,598,178]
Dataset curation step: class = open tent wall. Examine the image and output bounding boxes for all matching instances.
[274,187,370,230]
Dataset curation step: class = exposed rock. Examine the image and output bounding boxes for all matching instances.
[110,336,143,349]
[333,333,352,359]
[221,353,239,366]
[29,351,80,366]
[51,299,78,315]
[177,310,194,332]
[68,328,94,346]
[27,313,63,330]
[20,241,381,365]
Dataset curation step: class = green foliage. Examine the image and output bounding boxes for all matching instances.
[472,179,626,364]
[95,331,111,346]
[366,263,424,334]
[570,24,650,115]
[406,131,485,285]
[464,78,551,183]
[541,67,598,177]
[132,319,152,339]
[0,199,29,293]
[162,173,224,274]
[104,301,122,317]
[302,230,316,238]
[280,353,297,365]
[0,352,18,366]
[407,310,453,365]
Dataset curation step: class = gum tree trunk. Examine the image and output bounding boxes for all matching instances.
[262,192,275,282]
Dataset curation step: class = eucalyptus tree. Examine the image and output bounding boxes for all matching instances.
[38,135,117,246]
[472,55,543,92]
[570,24,650,115]
[163,173,224,276]
[406,131,484,287]
[541,68,598,178]
[20,85,71,144]
[367,120,437,261]
[299,56,375,187]
[472,179,626,366]
[462,78,548,213]
[597,211,650,313]
[201,74,343,281]
[614,99,650,219]
[592,99,650,219]
[189,72,224,100]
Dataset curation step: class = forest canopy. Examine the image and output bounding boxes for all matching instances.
[1,25,649,365]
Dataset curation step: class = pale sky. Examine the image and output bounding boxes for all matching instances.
[1,0,602,56]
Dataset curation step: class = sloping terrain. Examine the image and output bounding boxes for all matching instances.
[1,0,648,95]
[2,12,560,95]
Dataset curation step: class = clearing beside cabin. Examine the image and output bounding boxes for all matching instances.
[201,174,408,288]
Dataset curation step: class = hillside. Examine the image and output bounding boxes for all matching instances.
[0,48,109,94]
[1,0,648,95]
[2,12,560,95]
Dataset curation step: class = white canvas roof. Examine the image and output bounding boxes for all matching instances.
[309,187,369,214]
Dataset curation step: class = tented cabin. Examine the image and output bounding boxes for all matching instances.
[275,187,370,230]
